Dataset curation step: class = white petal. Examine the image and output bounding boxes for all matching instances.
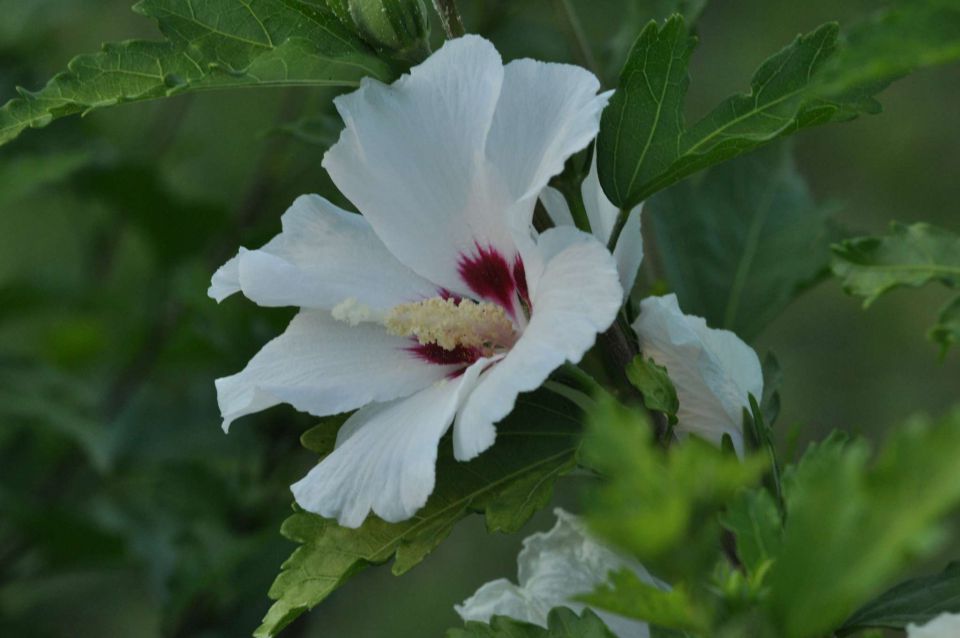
[539,186,575,228]
[613,202,644,297]
[456,508,651,637]
[582,155,645,297]
[581,153,620,243]
[209,195,437,310]
[908,613,960,638]
[291,359,489,527]
[215,311,452,431]
[209,254,240,302]
[453,229,621,461]
[323,36,517,296]
[487,59,609,207]
[632,294,763,455]
[456,579,552,628]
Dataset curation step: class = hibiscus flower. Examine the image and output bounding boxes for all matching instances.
[209,36,622,528]
[632,294,763,456]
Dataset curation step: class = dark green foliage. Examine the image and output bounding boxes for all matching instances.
[625,355,679,424]
[648,144,837,339]
[258,391,584,637]
[0,0,395,147]
[833,222,960,355]
[838,562,960,635]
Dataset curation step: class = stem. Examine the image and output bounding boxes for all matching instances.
[553,0,601,79]
[432,0,465,38]
[606,207,631,252]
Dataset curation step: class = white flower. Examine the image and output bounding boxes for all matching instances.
[456,508,653,637]
[632,294,763,456]
[539,154,644,297]
[209,36,622,528]
[908,613,960,638]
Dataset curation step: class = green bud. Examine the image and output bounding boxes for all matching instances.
[332,0,431,60]
[324,0,353,26]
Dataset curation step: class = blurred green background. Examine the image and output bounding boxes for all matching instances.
[0,0,957,636]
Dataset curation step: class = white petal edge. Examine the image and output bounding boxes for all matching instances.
[632,294,763,456]
[291,357,492,528]
[538,186,576,228]
[487,58,610,209]
[208,194,437,310]
[907,612,960,638]
[582,154,645,298]
[538,158,645,298]
[215,311,453,432]
[456,508,652,638]
[323,35,516,296]
[453,229,621,461]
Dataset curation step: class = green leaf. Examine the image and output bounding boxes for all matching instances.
[597,15,696,210]
[832,222,960,305]
[767,408,960,638]
[720,487,781,578]
[0,0,395,147]
[759,353,782,428]
[447,607,617,638]
[599,1,960,210]
[580,570,708,633]
[832,222,960,354]
[648,143,838,339]
[931,295,960,357]
[837,562,960,636]
[257,391,583,638]
[582,397,766,579]
[814,0,960,98]
[625,356,679,425]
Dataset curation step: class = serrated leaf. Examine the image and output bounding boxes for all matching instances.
[580,570,708,633]
[447,607,617,638]
[257,391,582,638]
[597,16,695,209]
[832,222,960,355]
[648,143,838,339]
[599,1,960,210]
[582,397,765,580]
[832,222,960,305]
[625,356,679,425]
[720,487,782,578]
[767,408,960,638]
[837,562,960,636]
[0,0,395,147]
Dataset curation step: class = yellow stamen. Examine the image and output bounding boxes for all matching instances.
[385,297,516,353]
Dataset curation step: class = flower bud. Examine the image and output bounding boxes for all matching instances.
[328,0,431,60]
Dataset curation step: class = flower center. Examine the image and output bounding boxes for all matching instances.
[384,297,516,355]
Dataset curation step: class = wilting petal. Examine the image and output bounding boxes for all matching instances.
[215,311,452,431]
[632,294,763,455]
[456,508,652,637]
[324,36,516,297]
[209,195,437,310]
[908,613,960,638]
[453,229,621,461]
[291,359,489,527]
